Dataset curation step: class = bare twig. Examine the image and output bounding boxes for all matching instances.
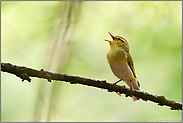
[1,62,182,111]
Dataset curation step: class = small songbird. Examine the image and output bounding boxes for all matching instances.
[105,32,140,101]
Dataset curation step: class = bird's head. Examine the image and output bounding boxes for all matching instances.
[105,32,129,52]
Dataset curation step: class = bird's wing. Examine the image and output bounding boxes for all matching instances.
[126,52,137,78]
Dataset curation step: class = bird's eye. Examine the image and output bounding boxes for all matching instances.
[117,37,126,43]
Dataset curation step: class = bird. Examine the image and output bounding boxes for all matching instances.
[105,32,140,101]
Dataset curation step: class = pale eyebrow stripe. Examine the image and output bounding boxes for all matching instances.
[117,36,127,43]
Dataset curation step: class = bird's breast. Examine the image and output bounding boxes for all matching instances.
[107,50,134,81]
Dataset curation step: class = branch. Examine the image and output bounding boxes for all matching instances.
[1,63,182,111]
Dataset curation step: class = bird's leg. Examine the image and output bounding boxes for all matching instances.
[130,81,134,92]
[129,81,134,96]
[112,79,122,97]
[113,79,122,85]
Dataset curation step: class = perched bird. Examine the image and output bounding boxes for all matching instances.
[105,32,140,101]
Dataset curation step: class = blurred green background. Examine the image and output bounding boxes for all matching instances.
[1,1,182,122]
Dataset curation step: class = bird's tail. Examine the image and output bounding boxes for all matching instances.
[132,95,140,101]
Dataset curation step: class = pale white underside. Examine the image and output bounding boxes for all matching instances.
[108,59,139,90]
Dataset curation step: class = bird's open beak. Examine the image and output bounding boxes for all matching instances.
[105,32,115,42]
